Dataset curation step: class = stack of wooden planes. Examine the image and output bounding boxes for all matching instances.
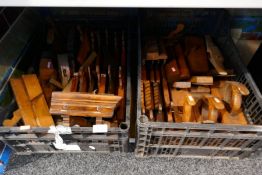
[141,25,249,125]
[3,23,127,128]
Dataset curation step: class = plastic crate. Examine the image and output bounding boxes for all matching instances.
[0,8,137,154]
[135,9,262,159]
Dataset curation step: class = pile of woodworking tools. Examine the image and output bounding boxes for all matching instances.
[141,33,249,125]
[3,22,127,128]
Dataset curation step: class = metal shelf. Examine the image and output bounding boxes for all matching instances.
[0,0,262,8]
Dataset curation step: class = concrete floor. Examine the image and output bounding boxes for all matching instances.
[5,152,262,175]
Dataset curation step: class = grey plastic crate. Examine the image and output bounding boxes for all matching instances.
[135,9,262,159]
[0,8,136,154]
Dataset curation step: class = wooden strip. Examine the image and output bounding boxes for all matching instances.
[22,74,54,126]
[80,51,97,70]
[10,78,37,126]
[22,74,42,101]
[173,82,191,89]
[191,76,213,85]
[49,78,63,89]
[205,36,227,76]
[144,81,153,110]
[190,86,210,93]
[165,59,180,83]
[52,92,122,102]
[99,74,107,94]
[32,94,54,126]
[141,81,146,114]
[174,44,190,80]
[58,54,71,87]
[3,110,22,126]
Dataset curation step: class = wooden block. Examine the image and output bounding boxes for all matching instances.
[167,110,174,122]
[39,59,55,81]
[171,90,189,106]
[150,64,155,82]
[146,39,168,61]
[98,73,106,94]
[205,36,227,76]
[141,81,146,114]
[32,94,54,127]
[161,67,171,107]
[3,110,22,126]
[22,74,54,126]
[190,86,210,93]
[185,36,209,74]
[152,82,160,110]
[70,73,79,92]
[221,110,248,125]
[49,78,63,89]
[191,76,213,85]
[10,78,37,126]
[141,65,147,81]
[154,65,161,83]
[57,54,71,87]
[63,79,73,92]
[70,117,90,127]
[155,107,164,122]
[22,74,42,100]
[167,24,185,38]
[165,59,180,83]
[143,81,153,110]
[77,30,91,64]
[174,44,190,80]
[50,92,122,118]
[117,67,125,123]
[80,51,97,70]
[173,82,191,89]
[79,69,87,92]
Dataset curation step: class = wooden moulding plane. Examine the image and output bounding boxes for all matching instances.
[49,92,123,126]
[3,74,54,127]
